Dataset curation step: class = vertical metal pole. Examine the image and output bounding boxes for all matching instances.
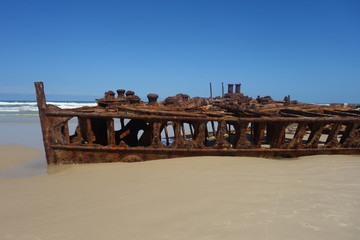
[107,118,116,145]
[209,82,213,98]
[235,83,241,93]
[211,121,216,137]
[228,84,234,94]
[181,123,186,140]
[222,82,224,97]
[120,118,125,128]
[205,122,209,146]
[164,123,170,146]
[34,82,55,164]
[189,123,194,138]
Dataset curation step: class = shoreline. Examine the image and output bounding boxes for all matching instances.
[0,144,42,171]
[0,144,46,178]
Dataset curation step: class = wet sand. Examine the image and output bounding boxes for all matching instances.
[0,144,359,239]
[0,144,41,171]
[0,121,47,178]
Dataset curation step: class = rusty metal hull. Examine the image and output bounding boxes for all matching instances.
[52,146,360,164]
[35,82,360,165]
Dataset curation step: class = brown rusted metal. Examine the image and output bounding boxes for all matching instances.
[35,82,56,164]
[34,82,360,165]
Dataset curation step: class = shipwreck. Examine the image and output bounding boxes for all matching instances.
[35,82,360,164]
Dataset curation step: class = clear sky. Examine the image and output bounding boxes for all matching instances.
[0,0,359,103]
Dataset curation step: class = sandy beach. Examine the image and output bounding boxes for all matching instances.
[1,142,360,240]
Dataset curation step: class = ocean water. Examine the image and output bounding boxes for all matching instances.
[0,101,97,122]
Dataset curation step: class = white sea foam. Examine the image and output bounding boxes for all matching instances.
[0,101,97,118]
[46,102,97,109]
[0,101,38,105]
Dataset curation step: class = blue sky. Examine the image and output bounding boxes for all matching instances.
[0,0,359,103]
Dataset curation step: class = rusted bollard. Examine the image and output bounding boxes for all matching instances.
[147,93,159,105]
[117,89,125,99]
[105,91,115,100]
[235,84,241,93]
[126,90,135,97]
[228,84,234,94]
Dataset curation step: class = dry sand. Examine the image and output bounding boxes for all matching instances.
[0,146,360,240]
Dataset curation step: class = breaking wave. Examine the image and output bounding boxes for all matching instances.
[0,101,97,118]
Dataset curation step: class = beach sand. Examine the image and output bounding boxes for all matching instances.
[0,145,360,240]
[0,121,47,178]
[0,144,41,171]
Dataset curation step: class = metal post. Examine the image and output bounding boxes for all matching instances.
[235,83,241,93]
[34,82,56,164]
[222,82,224,97]
[228,84,234,94]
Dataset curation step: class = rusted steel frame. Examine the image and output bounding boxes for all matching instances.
[47,116,71,145]
[213,120,231,148]
[210,121,216,136]
[45,110,359,148]
[161,122,170,146]
[306,123,325,148]
[61,121,70,144]
[107,118,115,145]
[45,111,360,123]
[323,110,360,117]
[189,123,194,137]
[94,117,358,150]
[192,121,206,148]
[266,122,291,148]
[49,118,360,164]
[182,122,195,140]
[112,105,205,118]
[266,123,277,146]
[78,118,95,145]
[280,109,331,117]
[227,123,232,142]
[47,111,211,122]
[233,121,251,149]
[51,144,360,163]
[52,144,360,153]
[325,123,342,148]
[34,82,56,164]
[278,113,297,118]
[120,118,125,128]
[269,123,287,148]
[340,122,360,147]
[181,123,186,140]
[171,120,185,148]
[204,122,209,146]
[150,121,164,148]
[286,123,307,149]
[345,110,360,115]
[45,110,360,150]
[252,122,266,147]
